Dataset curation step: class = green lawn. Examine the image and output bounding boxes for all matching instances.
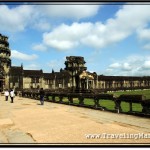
[73,98,79,104]
[100,100,115,111]
[47,89,149,113]
[48,96,52,101]
[120,102,142,112]
[84,98,95,106]
[48,96,59,101]
[111,90,148,112]
[62,97,69,102]
[111,89,150,99]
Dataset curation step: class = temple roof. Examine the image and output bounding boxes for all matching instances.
[98,75,150,81]
[43,73,51,79]
[53,71,71,79]
[65,56,86,64]
[23,70,43,77]
[10,66,23,75]
[42,70,71,79]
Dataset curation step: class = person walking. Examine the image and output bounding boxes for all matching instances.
[10,89,15,103]
[4,89,9,101]
[39,88,45,105]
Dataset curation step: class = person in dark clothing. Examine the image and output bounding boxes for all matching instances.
[10,89,15,103]
[39,88,45,105]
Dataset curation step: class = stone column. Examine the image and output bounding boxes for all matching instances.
[40,77,44,89]
[73,76,76,87]
[79,78,81,88]
[86,78,89,89]
[53,77,56,89]
[96,75,98,88]
[4,75,9,89]
[62,76,65,89]
[92,80,94,89]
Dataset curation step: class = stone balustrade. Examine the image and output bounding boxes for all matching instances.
[21,89,150,117]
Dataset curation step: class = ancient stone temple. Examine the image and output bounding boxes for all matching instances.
[0,34,11,91]
[1,33,150,93]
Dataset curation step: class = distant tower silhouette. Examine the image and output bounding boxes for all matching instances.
[52,69,54,74]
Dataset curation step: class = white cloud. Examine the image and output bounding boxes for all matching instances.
[0,4,101,33]
[32,44,47,51]
[3,4,150,50]
[39,19,129,50]
[122,63,132,71]
[42,22,92,50]
[137,28,150,41]
[1,3,150,49]
[0,5,34,32]
[40,22,109,50]
[143,60,150,69]
[109,63,121,68]
[137,28,150,50]
[33,19,51,31]
[114,5,150,31]
[36,5,101,20]
[105,55,150,76]
[11,50,38,61]
[36,4,150,51]
[142,43,150,50]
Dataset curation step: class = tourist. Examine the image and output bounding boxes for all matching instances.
[39,88,45,105]
[4,89,9,101]
[10,89,15,103]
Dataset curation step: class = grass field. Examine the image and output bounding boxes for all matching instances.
[48,89,150,113]
[94,89,149,112]
[111,89,150,99]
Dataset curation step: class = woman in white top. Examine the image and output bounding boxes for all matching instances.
[10,89,15,103]
[4,89,9,101]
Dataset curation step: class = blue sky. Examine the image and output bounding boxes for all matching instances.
[1,2,150,76]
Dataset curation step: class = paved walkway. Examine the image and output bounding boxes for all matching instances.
[0,95,150,144]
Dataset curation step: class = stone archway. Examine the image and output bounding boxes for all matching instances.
[79,71,94,90]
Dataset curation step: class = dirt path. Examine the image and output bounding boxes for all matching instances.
[0,95,150,145]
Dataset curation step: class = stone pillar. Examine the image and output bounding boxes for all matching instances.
[103,81,106,89]
[86,78,88,89]
[53,76,56,89]
[62,78,65,89]
[73,76,76,87]
[129,102,132,112]
[79,78,81,88]
[4,75,9,89]
[96,75,98,89]
[40,77,44,89]
[54,79,55,89]
[93,80,95,89]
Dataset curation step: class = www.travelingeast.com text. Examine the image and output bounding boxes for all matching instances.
[85,133,150,140]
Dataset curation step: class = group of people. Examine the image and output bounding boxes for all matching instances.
[4,89,15,103]
[4,88,45,105]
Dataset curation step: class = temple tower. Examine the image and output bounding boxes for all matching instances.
[64,56,87,91]
[0,33,11,91]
